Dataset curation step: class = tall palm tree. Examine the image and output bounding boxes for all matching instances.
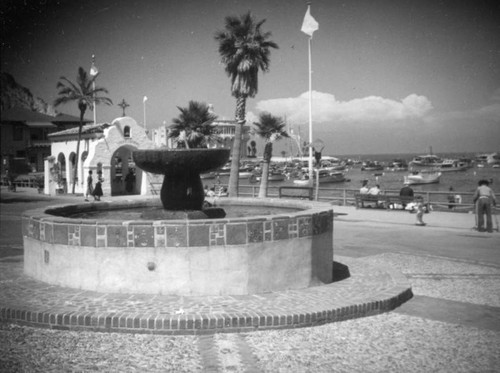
[215,12,278,197]
[168,101,219,148]
[253,112,288,198]
[54,67,112,194]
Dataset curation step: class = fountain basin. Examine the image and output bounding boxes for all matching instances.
[133,148,230,211]
[23,197,334,295]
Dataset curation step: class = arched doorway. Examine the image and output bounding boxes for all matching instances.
[110,145,141,196]
[57,152,67,193]
[69,152,76,186]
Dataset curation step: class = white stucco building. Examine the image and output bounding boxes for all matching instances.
[46,117,154,196]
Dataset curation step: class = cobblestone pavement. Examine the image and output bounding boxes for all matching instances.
[1,187,499,372]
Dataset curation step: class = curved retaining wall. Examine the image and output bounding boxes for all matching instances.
[22,197,334,296]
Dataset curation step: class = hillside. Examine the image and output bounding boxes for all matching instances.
[1,72,56,115]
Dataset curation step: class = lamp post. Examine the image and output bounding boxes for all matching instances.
[89,55,98,124]
[143,96,148,134]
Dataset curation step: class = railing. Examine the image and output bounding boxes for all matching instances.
[235,185,478,212]
[1,177,480,213]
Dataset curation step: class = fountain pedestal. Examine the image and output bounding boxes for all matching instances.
[133,148,230,219]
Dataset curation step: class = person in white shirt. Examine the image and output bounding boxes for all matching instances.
[360,180,369,194]
[368,184,381,196]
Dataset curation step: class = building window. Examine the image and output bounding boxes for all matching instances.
[124,126,130,138]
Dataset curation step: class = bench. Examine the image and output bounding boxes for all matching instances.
[279,186,314,200]
[354,193,414,209]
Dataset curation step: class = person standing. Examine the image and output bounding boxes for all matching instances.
[85,170,93,201]
[414,196,427,226]
[125,169,136,194]
[447,186,456,209]
[473,179,497,232]
[93,172,104,201]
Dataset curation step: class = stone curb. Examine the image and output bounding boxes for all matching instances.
[0,258,413,335]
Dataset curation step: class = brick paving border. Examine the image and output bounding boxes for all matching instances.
[0,256,412,335]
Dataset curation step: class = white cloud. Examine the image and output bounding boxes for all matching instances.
[254,91,433,125]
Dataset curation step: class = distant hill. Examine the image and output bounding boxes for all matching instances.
[0,72,56,115]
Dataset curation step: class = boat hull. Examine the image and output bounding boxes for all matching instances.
[405,172,441,185]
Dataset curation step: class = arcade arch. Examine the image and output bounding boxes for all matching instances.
[109,145,141,196]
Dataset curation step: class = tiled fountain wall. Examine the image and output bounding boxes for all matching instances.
[23,198,334,295]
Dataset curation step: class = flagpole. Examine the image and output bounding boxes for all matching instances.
[307,32,313,187]
[301,1,318,186]
[143,96,148,134]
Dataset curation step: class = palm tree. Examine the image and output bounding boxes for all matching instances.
[253,112,288,198]
[168,101,219,148]
[54,67,112,194]
[215,12,278,197]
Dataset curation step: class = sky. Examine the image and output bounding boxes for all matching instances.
[1,0,500,156]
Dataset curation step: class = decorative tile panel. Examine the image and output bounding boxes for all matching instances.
[226,223,247,245]
[68,225,80,246]
[298,216,313,237]
[288,219,298,238]
[80,225,96,247]
[272,219,289,241]
[209,223,225,246]
[107,226,127,247]
[53,224,69,245]
[154,226,166,247]
[166,225,187,247]
[188,225,210,247]
[247,221,263,243]
[43,223,54,243]
[134,226,154,247]
[96,226,107,247]
[264,221,272,241]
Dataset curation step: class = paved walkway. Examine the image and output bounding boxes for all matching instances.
[1,187,499,372]
[0,187,411,334]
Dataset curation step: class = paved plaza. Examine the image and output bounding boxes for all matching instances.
[1,187,499,372]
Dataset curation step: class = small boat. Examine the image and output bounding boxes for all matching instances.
[293,169,346,185]
[253,171,286,183]
[435,159,468,172]
[237,166,254,178]
[200,172,216,179]
[386,159,408,172]
[409,154,442,168]
[404,171,441,185]
[361,161,384,171]
[217,163,231,176]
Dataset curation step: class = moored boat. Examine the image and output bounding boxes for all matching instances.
[386,159,408,172]
[361,161,384,171]
[435,159,468,172]
[200,172,217,179]
[409,154,442,168]
[293,169,347,185]
[404,171,441,185]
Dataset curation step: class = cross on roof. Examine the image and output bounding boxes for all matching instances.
[118,99,130,116]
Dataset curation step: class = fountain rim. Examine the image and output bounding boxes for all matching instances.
[24,197,334,224]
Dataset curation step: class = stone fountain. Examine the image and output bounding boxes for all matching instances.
[22,148,334,296]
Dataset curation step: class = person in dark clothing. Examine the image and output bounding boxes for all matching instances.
[399,182,414,209]
[93,172,104,201]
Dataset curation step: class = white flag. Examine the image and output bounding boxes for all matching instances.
[143,96,148,103]
[301,6,319,37]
